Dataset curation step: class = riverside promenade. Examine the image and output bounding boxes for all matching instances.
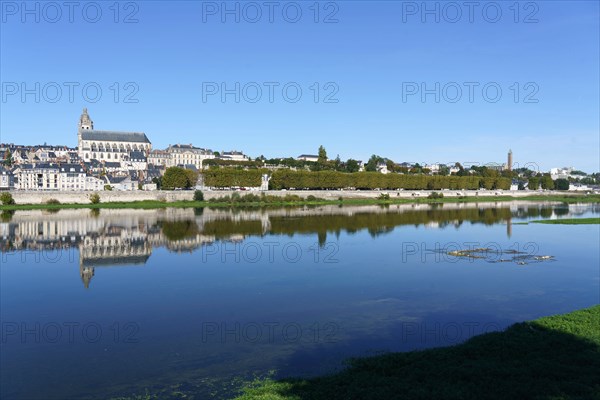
[5,189,593,205]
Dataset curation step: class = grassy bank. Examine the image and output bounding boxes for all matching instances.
[529,218,600,225]
[235,306,600,400]
[1,194,600,211]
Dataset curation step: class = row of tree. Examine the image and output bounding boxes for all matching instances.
[268,170,511,190]
[203,168,265,188]
[527,175,558,190]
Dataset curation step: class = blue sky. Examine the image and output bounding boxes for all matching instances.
[1,1,599,172]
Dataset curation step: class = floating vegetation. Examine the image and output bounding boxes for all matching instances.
[444,248,556,265]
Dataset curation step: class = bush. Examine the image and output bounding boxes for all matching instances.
[193,190,204,201]
[45,198,61,205]
[0,192,15,205]
[104,185,113,191]
[89,193,101,204]
[378,193,390,200]
[427,192,444,199]
[306,195,317,201]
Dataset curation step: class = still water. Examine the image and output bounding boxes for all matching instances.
[1,202,599,399]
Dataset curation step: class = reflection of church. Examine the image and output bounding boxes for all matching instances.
[1,202,538,289]
[1,209,221,288]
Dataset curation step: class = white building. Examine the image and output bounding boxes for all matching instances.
[166,144,214,169]
[12,163,104,191]
[425,164,441,173]
[148,150,170,167]
[569,183,590,191]
[106,175,137,191]
[13,163,60,190]
[550,167,576,180]
[77,108,151,163]
[297,154,319,162]
[376,162,389,174]
[0,167,14,190]
[121,151,148,171]
[220,151,250,162]
[58,164,104,191]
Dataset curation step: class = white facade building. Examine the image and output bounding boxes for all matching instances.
[166,144,214,169]
[12,163,104,191]
[220,151,250,162]
[77,109,151,163]
[297,154,319,162]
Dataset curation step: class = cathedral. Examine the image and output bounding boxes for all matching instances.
[77,108,151,162]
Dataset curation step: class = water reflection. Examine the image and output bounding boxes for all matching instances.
[1,202,597,289]
[1,202,599,400]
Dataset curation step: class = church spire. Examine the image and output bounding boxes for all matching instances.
[79,108,93,131]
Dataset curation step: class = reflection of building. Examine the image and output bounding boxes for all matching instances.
[80,265,95,289]
[2,202,584,288]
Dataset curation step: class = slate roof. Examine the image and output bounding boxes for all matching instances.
[81,130,150,144]
[129,151,147,161]
[108,176,130,184]
[60,164,84,172]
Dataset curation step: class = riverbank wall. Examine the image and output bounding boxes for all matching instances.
[5,189,590,205]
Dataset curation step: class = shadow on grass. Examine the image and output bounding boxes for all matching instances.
[237,306,600,400]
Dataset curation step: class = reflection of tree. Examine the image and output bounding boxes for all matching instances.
[161,220,200,241]
[201,220,264,238]
[318,231,327,247]
[368,226,395,238]
[1,210,14,222]
[554,207,570,217]
[90,209,100,218]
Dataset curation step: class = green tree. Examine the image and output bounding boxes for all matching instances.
[3,149,12,167]
[541,175,555,190]
[184,169,199,187]
[162,167,191,189]
[89,193,100,204]
[193,190,204,201]
[554,178,569,191]
[333,155,342,171]
[318,145,327,163]
[528,177,539,190]
[0,192,15,205]
[345,159,360,173]
[366,155,383,172]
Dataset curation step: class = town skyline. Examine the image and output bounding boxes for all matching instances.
[0,107,594,175]
[2,2,598,172]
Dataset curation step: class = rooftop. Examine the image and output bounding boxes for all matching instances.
[81,130,151,144]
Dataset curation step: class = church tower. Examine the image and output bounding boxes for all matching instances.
[77,108,94,150]
[507,149,513,172]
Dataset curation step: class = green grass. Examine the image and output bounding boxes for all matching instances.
[1,194,599,211]
[234,306,600,400]
[529,218,600,225]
